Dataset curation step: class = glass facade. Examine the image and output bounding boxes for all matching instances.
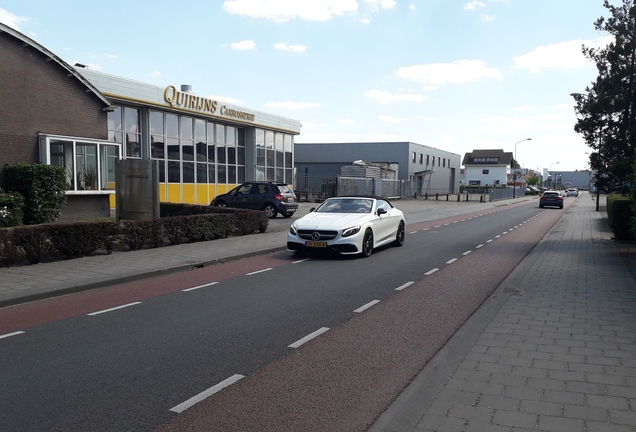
[255,127,294,184]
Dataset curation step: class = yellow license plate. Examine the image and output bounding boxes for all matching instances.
[288,198,295,202]
[306,241,327,248]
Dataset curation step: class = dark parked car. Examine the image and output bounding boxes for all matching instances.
[539,190,564,209]
[211,181,298,218]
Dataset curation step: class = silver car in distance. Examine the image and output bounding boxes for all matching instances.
[287,196,406,257]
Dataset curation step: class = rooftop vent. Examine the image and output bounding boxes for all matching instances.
[181,85,194,94]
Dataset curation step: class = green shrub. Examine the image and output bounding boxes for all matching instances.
[11,226,54,264]
[609,194,634,240]
[234,210,269,234]
[0,189,25,227]
[48,221,118,258]
[3,163,67,225]
[0,228,23,267]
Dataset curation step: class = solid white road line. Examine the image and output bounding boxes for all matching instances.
[169,374,245,413]
[289,327,330,348]
[246,268,272,276]
[182,282,219,292]
[87,302,142,316]
[353,300,381,313]
[425,268,439,276]
[446,258,457,264]
[0,331,25,340]
[395,281,415,291]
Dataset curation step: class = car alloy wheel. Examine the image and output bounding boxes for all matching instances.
[393,221,405,247]
[263,204,278,218]
[362,229,374,257]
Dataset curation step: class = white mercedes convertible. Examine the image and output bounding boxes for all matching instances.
[287,196,406,257]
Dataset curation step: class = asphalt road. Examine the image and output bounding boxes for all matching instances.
[0,198,570,431]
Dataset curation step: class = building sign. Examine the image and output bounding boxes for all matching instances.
[115,159,159,222]
[163,85,255,122]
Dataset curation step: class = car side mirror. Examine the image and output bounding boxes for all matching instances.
[310,207,316,212]
[377,207,387,216]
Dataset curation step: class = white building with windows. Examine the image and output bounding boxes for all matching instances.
[462,149,513,187]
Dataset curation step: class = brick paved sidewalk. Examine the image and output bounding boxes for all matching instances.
[371,193,636,432]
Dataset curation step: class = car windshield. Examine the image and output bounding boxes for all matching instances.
[316,198,374,213]
[544,192,559,197]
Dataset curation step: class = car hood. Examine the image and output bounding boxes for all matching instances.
[295,212,370,229]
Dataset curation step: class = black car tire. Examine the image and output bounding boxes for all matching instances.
[539,204,544,208]
[282,212,294,218]
[362,229,374,257]
[393,221,405,247]
[263,204,278,218]
[214,201,227,208]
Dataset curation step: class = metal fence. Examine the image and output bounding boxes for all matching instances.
[293,175,527,202]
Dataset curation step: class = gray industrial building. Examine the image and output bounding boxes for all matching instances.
[294,142,461,198]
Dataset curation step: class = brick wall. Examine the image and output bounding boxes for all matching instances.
[0,32,108,177]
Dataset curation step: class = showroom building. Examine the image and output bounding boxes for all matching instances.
[0,22,301,220]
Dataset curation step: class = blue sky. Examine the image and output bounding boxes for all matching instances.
[1,0,612,174]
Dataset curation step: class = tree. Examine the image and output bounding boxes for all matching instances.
[573,0,636,193]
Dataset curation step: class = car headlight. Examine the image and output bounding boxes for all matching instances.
[342,225,361,237]
[289,223,298,235]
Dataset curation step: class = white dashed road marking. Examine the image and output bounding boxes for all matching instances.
[289,327,330,349]
[170,374,245,413]
[87,302,142,316]
[395,281,415,291]
[354,300,381,313]
[246,268,272,276]
[183,282,219,292]
[425,268,439,276]
[0,331,25,340]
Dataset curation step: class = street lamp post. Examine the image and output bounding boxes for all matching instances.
[549,162,559,190]
[513,138,532,199]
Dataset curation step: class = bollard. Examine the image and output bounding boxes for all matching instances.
[457,194,460,202]
[480,195,483,203]
[424,193,428,200]
[435,193,439,200]
[446,194,449,201]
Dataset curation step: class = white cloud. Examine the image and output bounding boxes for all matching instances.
[273,43,307,52]
[223,0,359,22]
[515,106,534,112]
[104,54,118,59]
[337,118,355,124]
[264,100,321,110]
[379,115,404,123]
[513,39,611,73]
[365,0,397,12]
[230,40,256,51]
[482,14,495,21]
[410,4,416,10]
[151,71,161,78]
[0,8,28,31]
[397,60,502,85]
[209,94,243,104]
[464,1,486,10]
[300,121,317,129]
[364,89,427,104]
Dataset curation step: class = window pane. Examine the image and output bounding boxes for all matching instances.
[50,139,74,189]
[194,119,206,141]
[257,148,265,166]
[196,163,208,183]
[283,134,292,152]
[275,133,283,151]
[276,168,284,183]
[126,133,141,158]
[151,135,165,159]
[238,128,246,147]
[100,145,118,190]
[217,164,226,183]
[167,137,180,160]
[77,142,98,190]
[167,114,179,137]
[180,117,193,139]
[216,124,225,144]
[124,108,139,133]
[256,129,265,148]
[265,131,274,149]
[196,141,207,162]
[285,151,292,168]
[227,147,236,165]
[275,151,283,168]
[109,131,122,143]
[266,150,274,167]
[217,145,226,164]
[207,122,215,142]
[183,162,194,183]
[226,126,236,146]
[285,169,293,185]
[150,111,164,135]
[107,107,122,131]
[182,139,194,161]
[158,160,166,183]
[168,161,180,182]
[237,147,245,165]
[238,166,245,183]
[256,167,265,181]
[266,168,274,181]
[228,165,236,184]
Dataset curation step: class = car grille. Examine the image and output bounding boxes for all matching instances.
[297,230,338,240]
